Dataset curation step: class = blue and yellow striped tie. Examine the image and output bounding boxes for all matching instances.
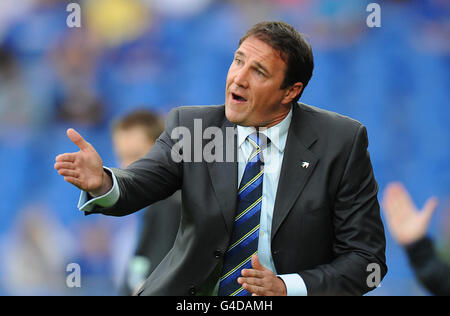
[218,132,269,296]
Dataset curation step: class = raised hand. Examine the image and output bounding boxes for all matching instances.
[54,128,112,196]
[382,182,438,245]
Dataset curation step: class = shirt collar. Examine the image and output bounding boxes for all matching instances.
[237,107,292,153]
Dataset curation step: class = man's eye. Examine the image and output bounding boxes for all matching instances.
[235,58,242,64]
[256,70,265,77]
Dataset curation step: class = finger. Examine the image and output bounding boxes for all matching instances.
[64,176,81,188]
[382,183,397,211]
[67,128,90,151]
[421,197,438,222]
[54,162,75,170]
[238,277,263,287]
[242,282,263,296]
[392,184,416,214]
[251,254,267,271]
[383,183,415,220]
[58,169,79,178]
[383,183,403,211]
[55,153,76,163]
[241,268,263,278]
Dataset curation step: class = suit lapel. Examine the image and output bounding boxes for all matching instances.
[271,104,319,240]
[206,118,238,234]
[205,104,319,238]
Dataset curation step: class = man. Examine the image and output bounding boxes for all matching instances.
[111,110,181,295]
[55,21,387,296]
[382,182,449,295]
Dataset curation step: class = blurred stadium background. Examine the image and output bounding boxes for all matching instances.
[0,0,448,295]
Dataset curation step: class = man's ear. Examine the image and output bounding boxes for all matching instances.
[282,82,303,105]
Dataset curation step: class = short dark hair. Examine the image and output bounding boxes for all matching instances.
[239,21,314,102]
[113,109,165,142]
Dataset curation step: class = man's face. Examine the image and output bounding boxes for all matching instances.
[225,36,302,128]
[113,126,154,168]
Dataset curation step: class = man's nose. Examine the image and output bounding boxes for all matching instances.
[234,67,249,89]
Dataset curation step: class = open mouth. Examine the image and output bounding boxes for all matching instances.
[231,93,247,102]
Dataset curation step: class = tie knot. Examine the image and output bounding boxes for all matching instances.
[247,132,270,150]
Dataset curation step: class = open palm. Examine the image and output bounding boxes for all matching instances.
[382,182,438,245]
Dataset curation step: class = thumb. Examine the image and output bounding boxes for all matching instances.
[421,196,438,223]
[251,254,266,271]
[67,128,90,151]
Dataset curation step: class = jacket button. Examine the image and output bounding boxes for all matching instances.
[189,285,196,296]
[214,250,223,259]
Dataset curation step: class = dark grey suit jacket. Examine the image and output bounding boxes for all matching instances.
[89,103,387,296]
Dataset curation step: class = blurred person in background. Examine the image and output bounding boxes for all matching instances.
[50,28,105,127]
[0,203,74,295]
[111,109,181,295]
[0,0,68,129]
[72,216,116,295]
[382,182,450,295]
[0,47,34,130]
[0,0,32,40]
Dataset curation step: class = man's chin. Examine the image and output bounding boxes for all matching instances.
[225,108,247,126]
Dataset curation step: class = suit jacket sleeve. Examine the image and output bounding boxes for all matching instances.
[405,236,450,296]
[298,124,387,295]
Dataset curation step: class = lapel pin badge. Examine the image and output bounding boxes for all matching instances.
[301,161,310,169]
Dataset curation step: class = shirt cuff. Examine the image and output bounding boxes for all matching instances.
[277,273,308,296]
[77,167,120,212]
